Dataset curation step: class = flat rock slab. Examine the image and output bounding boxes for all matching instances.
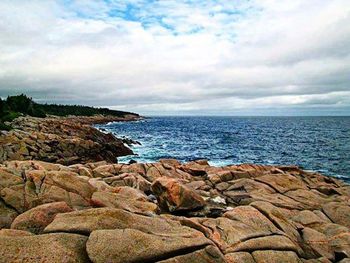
[44,207,203,238]
[86,228,212,263]
[0,233,89,263]
[91,191,158,215]
[252,250,303,263]
[157,245,226,263]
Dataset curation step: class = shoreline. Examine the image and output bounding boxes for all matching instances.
[0,115,350,262]
[97,116,350,183]
[0,114,142,165]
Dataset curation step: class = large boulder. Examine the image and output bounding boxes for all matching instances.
[86,228,212,263]
[11,202,73,234]
[322,202,350,228]
[0,167,23,191]
[199,216,295,254]
[42,171,96,199]
[91,191,158,215]
[44,207,203,237]
[180,160,209,176]
[301,227,334,261]
[103,172,151,192]
[320,223,350,258]
[0,229,33,237]
[0,169,96,212]
[255,173,308,193]
[151,177,205,212]
[223,205,280,235]
[0,200,18,229]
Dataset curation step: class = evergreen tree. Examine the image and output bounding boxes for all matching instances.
[0,94,139,130]
[0,98,4,116]
[6,94,32,114]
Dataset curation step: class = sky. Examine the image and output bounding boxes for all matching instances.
[0,0,349,116]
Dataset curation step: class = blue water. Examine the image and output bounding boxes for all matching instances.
[97,116,350,181]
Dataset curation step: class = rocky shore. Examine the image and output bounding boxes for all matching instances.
[0,116,350,263]
[0,115,139,165]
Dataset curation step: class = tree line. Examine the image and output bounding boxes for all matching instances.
[0,94,138,130]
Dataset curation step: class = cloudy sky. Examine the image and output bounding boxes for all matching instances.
[0,0,349,115]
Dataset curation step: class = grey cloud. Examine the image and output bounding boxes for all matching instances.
[0,0,349,115]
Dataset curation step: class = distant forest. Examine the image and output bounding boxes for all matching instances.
[0,94,138,130]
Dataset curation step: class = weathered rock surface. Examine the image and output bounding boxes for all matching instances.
[0,233,89,263]
[152,177,205,212]
[0,159,350,262]
[91,190,158,215]
[11,201,73,234]
[86,228,213,263]
[0,115,139,164]
[0,200,17,229]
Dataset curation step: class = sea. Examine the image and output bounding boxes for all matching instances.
[96,116,350,182]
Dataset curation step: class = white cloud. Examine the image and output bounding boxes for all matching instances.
[0,0,349,115]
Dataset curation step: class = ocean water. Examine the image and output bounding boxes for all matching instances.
[97,116,350,181]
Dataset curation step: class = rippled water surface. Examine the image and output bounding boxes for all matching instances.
[97,116,350,181]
